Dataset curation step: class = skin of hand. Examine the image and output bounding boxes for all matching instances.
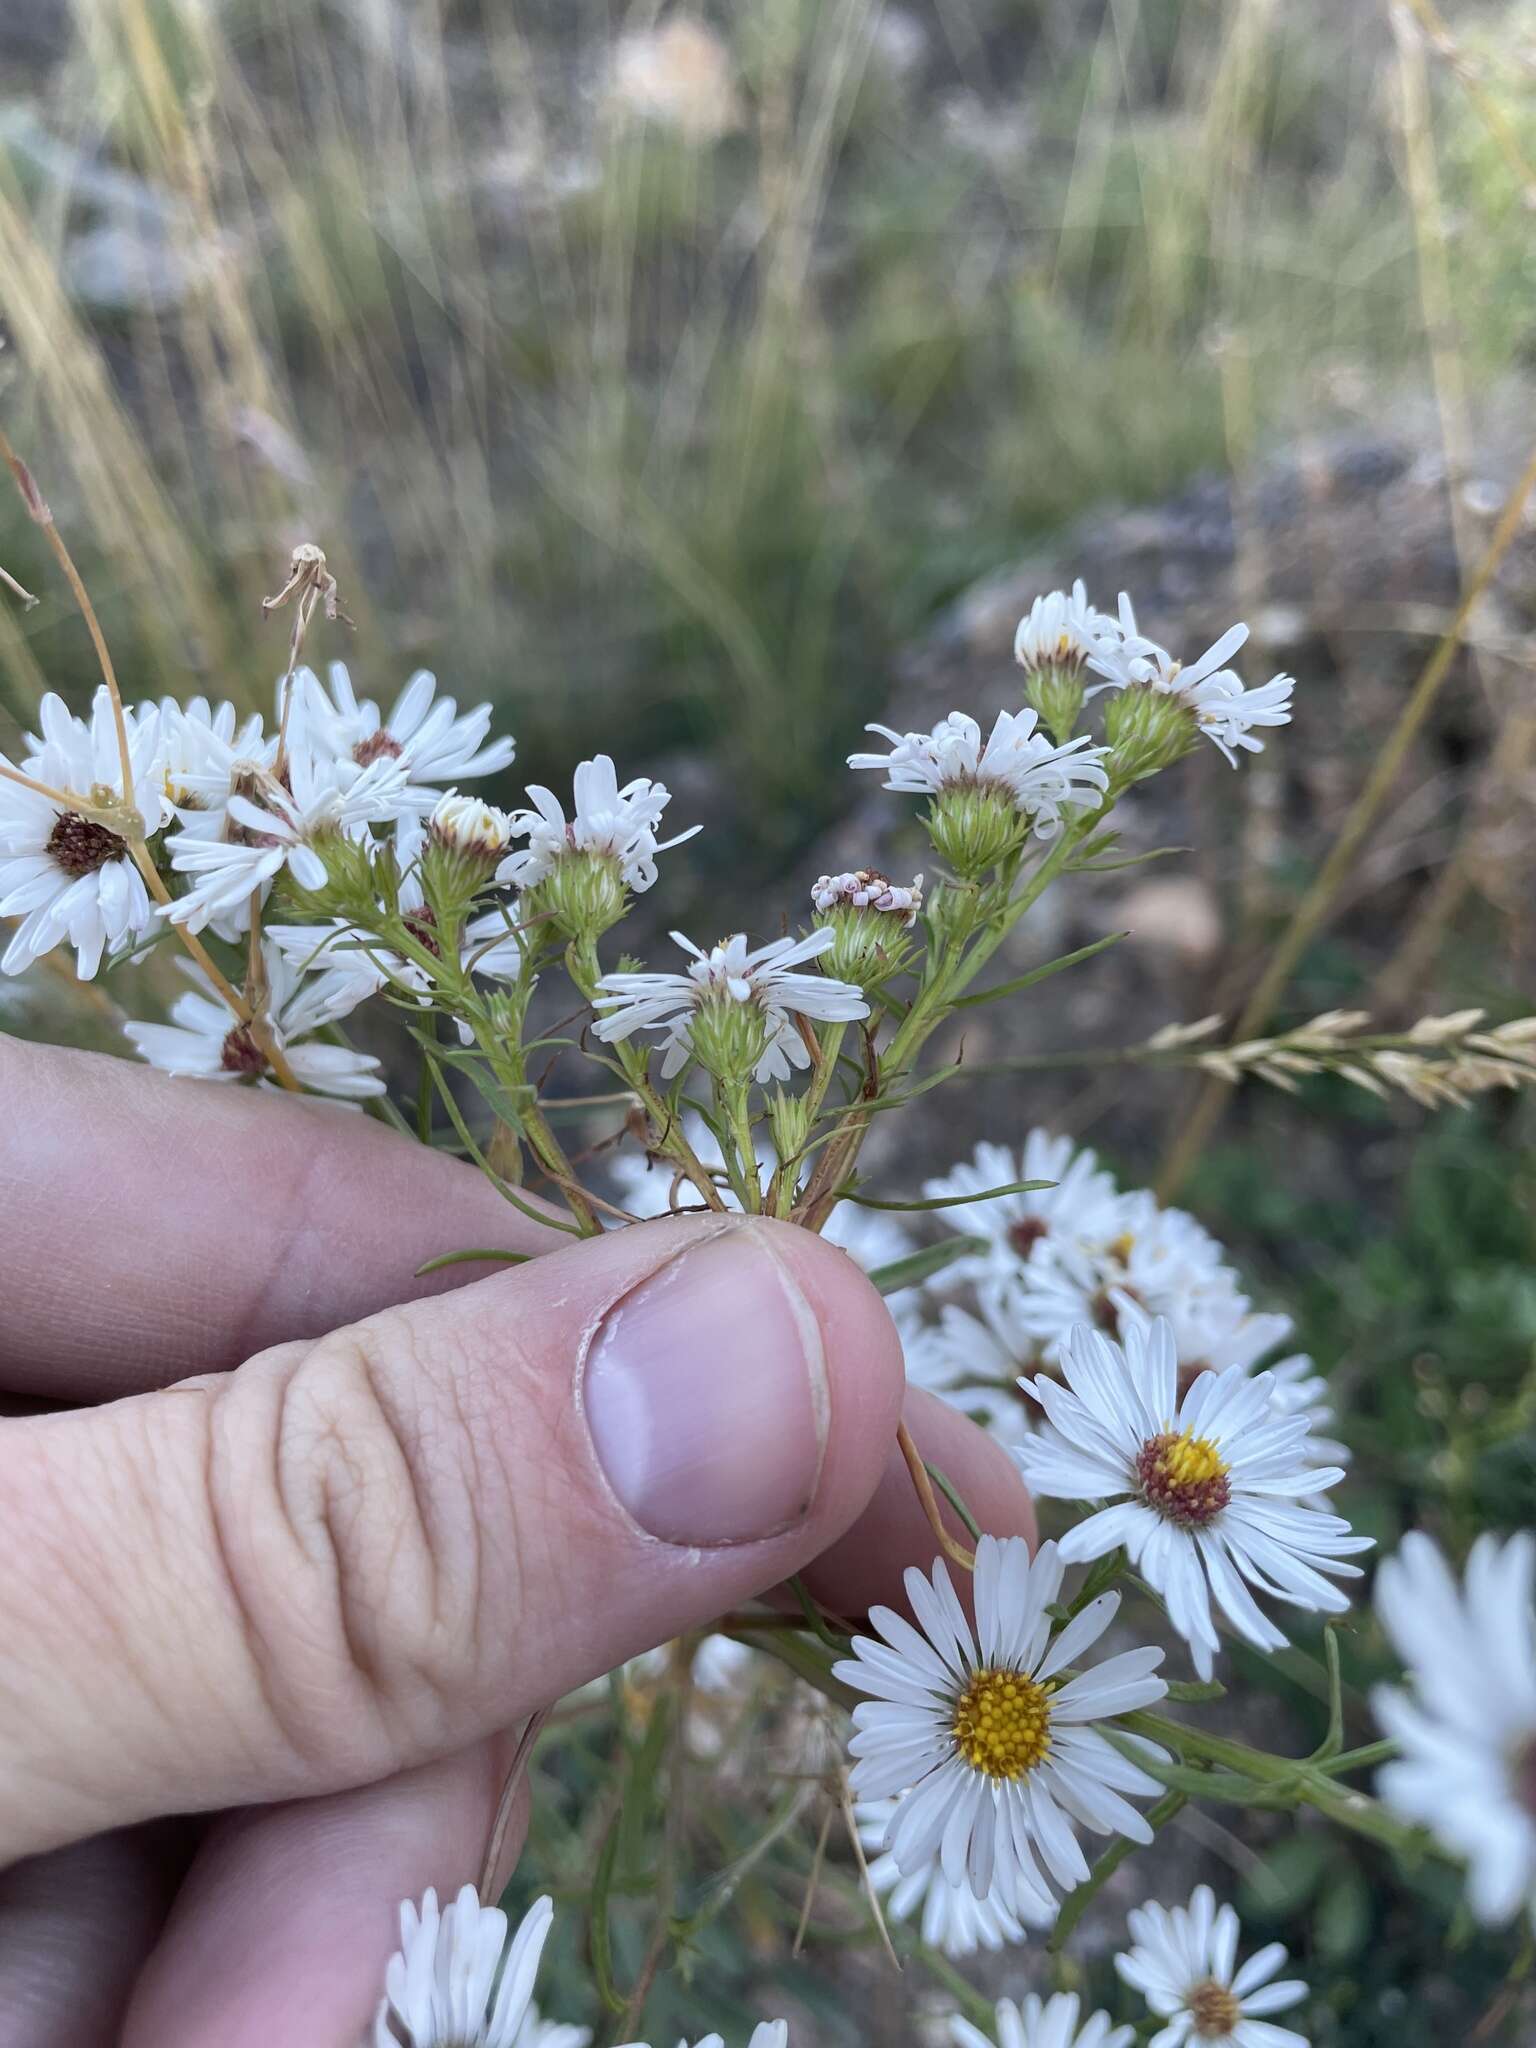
[0,1034,1036,2048]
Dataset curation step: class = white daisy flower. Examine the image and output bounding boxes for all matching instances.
[0,688,169,981]
[1006,1189,1243,1374]
[834,1535,1169,1916]
[1115,1885,1309,2048]
[1016,1319,1371,1680]
[163,743,411,933]
[856,1797,1045,1956]
[373,1888,553,2048]
[1109,1297,1349,1473]
[1107,1192,1236,1321]
[953,1991,1134,2048]
[296,662,515,797]
[1373,1530,1536,1925]
[922,1131,1122,1289]
[1175,671,1295,768]
[1013,581,1117,676]
[1087,597,1293,768]
[124,936,383,1100]
[152,695,272,813]
[497,754,698,895]
[848,708,1108,841]
[593,928,868,1084]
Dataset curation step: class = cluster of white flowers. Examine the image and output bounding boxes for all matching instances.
[374,1876,1312,2048]
[904,1128,1344,1469]
[1,582,1287,1112]
[853,582,1294,832]
[0,661,716,1098]
[810,868,924,923]
[374,1885,786,2048]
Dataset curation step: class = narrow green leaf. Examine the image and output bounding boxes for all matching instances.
[1069,844,1191,875]
[829,1061,972,1119]
[588,1816,626,2015]
[732,1625,859,1711]
[865,1236,988,1294]
[413,1247,533,1278]
[786,1574,852,1653]
[1312,1625,1345,1760]
[840,1178,1052,1213]
[925,1464,983,1542]
[948,931,1127,1009]
[426,1060,581,1237]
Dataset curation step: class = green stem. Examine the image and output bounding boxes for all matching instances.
[720,1079,763,1213]
[1119,1709,1422,1855]
[809,815,1104,1222]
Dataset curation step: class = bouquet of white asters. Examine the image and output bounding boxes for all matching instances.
[4,444,1533,2048]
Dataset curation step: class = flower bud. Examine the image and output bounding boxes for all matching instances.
[430,790,514,864]
[766,1085,813,1167]
[810,869,923,985]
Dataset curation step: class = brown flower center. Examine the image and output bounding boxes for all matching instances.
[46,810,126,878]
[1137,1428,1231,1528]
[220,1024,269,1077]
[353,730,404,767]
[1188,1978,1242,2037]
[950,1668,1052,1780]
[1007,1215,1048,1259]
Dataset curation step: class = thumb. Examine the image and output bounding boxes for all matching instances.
[0,1215,902,1863]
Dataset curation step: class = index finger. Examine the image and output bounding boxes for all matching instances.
[0,1035,562,1400]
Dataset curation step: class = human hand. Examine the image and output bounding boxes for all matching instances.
[0,1035,1035,2047]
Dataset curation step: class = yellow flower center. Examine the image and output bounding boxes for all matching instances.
[1136,1427,1232,1529]
[1188,1979,1242,2037]
[950,1668,1052,1779]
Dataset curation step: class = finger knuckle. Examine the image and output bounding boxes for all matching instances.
[206,1312,495,1769]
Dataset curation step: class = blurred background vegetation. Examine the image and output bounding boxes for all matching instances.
[3,0,1535,2040]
